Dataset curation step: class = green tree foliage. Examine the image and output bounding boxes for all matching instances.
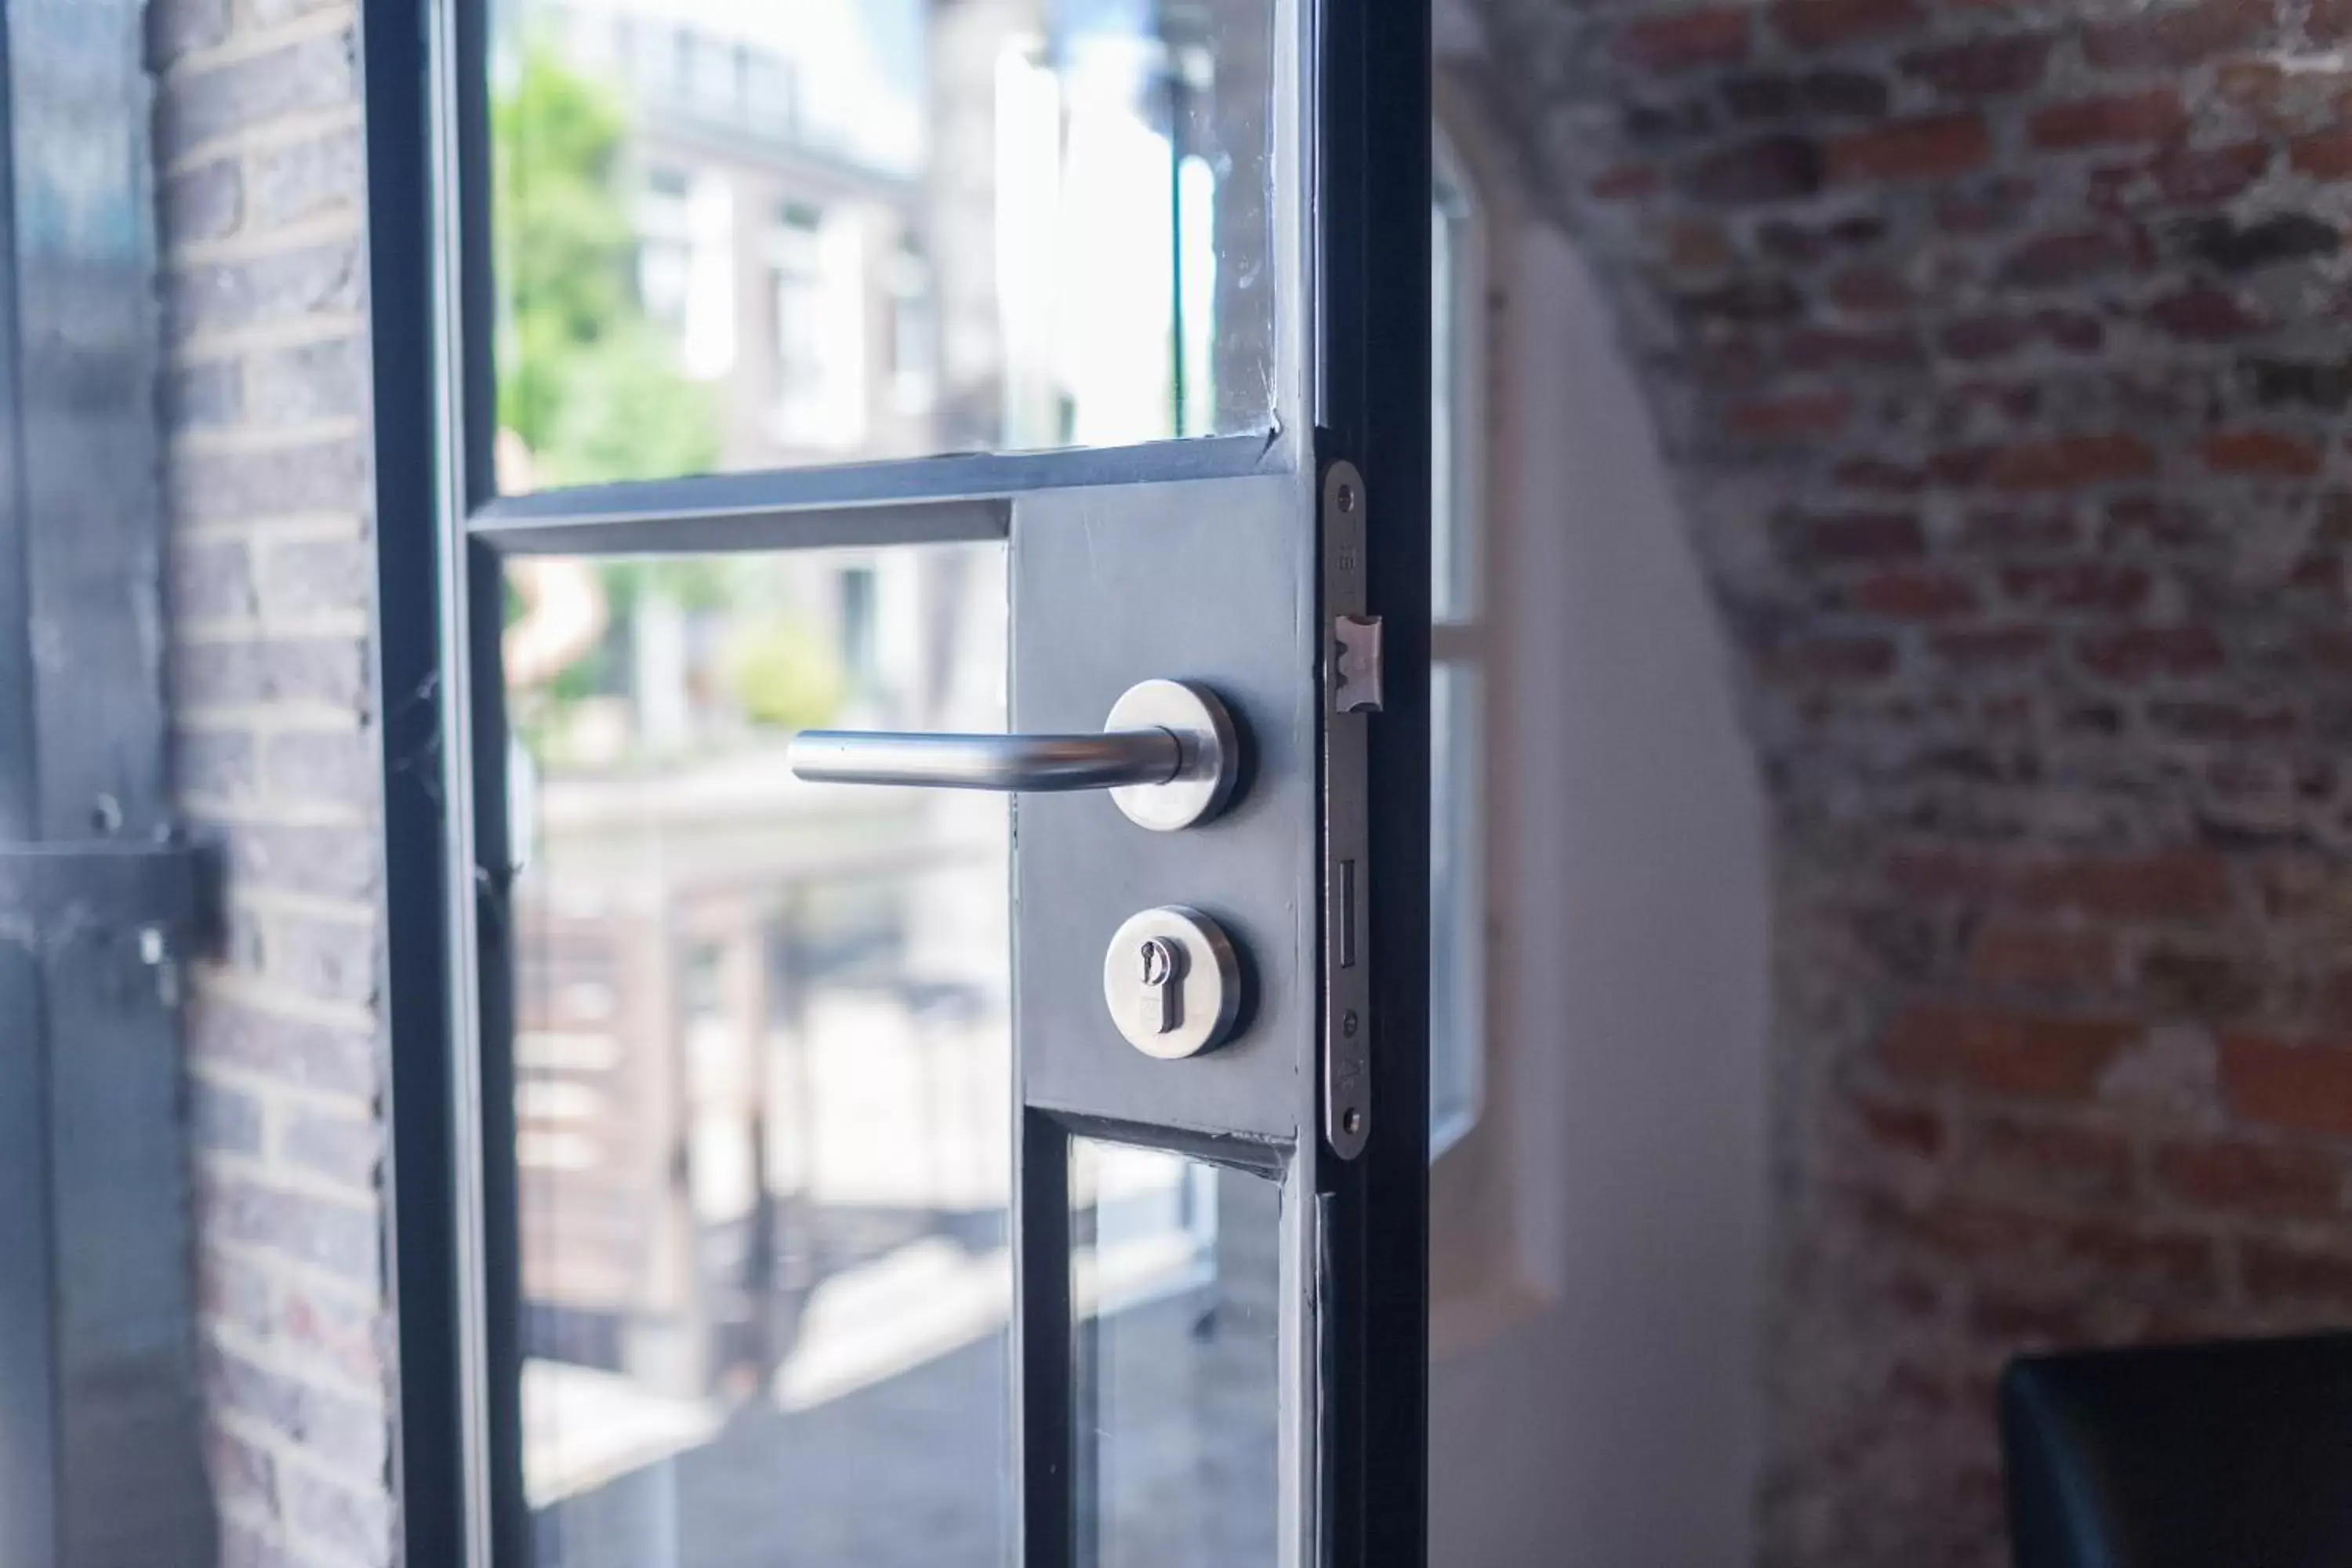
[724,615,845,733]
[493,45,719,488]
[494,50,844,755]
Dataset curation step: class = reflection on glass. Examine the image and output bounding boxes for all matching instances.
[1429,151,1475,629]
[1429,663,1483,1153]
[489,0,1279,492]
[507,545,1011,1568]
[1070,1140,1279,1568]
[1428,136,1483,1157]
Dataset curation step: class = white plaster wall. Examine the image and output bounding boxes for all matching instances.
[1423,196,1775,1564]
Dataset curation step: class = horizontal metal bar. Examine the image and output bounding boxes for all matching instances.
[1033,1106,1294,1180]
[787,728,1181,792]
[474,495,1009,559]
[0,839,221,946]
[467,430,1294,551]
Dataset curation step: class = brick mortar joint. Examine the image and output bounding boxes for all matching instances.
[157,107,370,183]
[198,1244,390,1321]
[169,312,374,361]
[173,615,376,641]
[175,706,384,742]
[169,417,368,456]
[167,215,369,273]
[188,1065,383,1127]
[188,965,382,1027]
[200,1318,393,1410]
[190,799,383,834]
[169,512,375,544]
[173,719,380,749]
[196,1154,387,1210]
[156,7,358,86]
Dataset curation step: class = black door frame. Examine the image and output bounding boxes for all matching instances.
[0,3,214,1563]
[365,1,1429,1561]
[0,14,61,1552]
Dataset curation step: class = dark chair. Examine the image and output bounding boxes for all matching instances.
[2001,1332,2352,1568]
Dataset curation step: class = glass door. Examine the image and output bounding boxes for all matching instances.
[369,1,1429,1564]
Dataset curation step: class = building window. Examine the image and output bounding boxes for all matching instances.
[886,235,938,414]
[744,50,800,140]
[766,201,866,449]
[1430,132,1485,1160]
[637,166,694,343]
[688,31,735,113]
[638,165,735,382]
[839,564,879,700]
[770,201,826,438]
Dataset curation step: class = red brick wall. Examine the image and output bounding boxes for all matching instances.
[1470,0,2352,1560]
[151,0,393,1563]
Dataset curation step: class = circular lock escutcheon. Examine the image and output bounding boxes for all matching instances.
[1102,905,1244,1059]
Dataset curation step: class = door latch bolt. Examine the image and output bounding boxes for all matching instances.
[1333,615,1384,714]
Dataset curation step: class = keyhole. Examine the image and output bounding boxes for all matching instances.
[1138,936,1183,1036]
[1102,906,1241,1060]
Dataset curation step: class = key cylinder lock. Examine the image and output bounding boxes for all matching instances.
[1102,906,1245,1059]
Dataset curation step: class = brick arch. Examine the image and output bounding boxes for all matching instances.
[1464,0,2352,1562]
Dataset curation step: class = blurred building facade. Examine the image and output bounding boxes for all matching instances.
[514,0,954,470]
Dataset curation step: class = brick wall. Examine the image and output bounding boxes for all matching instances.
[1468,0,2352,1560]
[151,0,392,1563]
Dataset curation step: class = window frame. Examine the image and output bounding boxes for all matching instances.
[1427,72,1566,1358]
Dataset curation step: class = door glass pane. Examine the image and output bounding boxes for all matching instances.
[1069,1139,1279,1568]
[488,0,1281,493]
[506,543,1012,1568]
[1428,147,1475,627]
[1428,135,1483,1157]
[1428,662,1483,1154]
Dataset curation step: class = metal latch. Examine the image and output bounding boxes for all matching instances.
[1333,615,1385,713]
[1320,456,1373,1160]
[0,837,224,958]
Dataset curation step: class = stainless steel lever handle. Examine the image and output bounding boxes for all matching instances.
[786,728,1180,792]
[786,678,1240,832]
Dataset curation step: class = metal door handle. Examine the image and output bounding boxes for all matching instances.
[786,728,1178,791]
[787,678,1240,831]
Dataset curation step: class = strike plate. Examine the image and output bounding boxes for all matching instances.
[1320,458,1372,1160]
